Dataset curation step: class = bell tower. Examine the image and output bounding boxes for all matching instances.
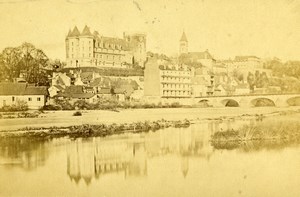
[179,31,188,54]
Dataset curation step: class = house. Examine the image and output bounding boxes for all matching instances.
[51,72,71,87]
[55,85,97,104]
[48,85,65,97]
[97,88,113,100]
[0,83,48,109]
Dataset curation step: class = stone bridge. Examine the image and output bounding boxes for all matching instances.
[194,94,300,107]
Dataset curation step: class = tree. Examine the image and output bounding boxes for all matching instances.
[19,43,48,84]
[0,42,49,85]
[0,47,22,81]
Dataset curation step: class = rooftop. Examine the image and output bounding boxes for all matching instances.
[0,83,48,96]
[180,32,188,42]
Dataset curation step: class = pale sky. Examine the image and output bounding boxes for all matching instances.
[0,0,299,61]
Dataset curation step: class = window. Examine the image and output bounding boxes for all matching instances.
[37,97,41,101]
[12,96,15,101]
[28,97,32,101]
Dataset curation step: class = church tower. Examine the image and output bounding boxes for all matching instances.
[179,31,188,54]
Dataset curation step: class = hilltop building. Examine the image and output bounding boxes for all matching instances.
[178,32,216,69]
[179,31,188,54]
[65,26,147,68]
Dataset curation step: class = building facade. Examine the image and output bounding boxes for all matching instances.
[65,26,147,68]
[144,57,192,104]
[0,83,48,109]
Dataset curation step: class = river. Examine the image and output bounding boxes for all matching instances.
[0,115,300,197]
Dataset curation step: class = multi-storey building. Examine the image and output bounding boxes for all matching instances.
[144,57,192,104]
[160,65,192,98]
[65,26,147,68]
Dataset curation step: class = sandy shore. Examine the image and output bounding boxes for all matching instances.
[1,106,300,131]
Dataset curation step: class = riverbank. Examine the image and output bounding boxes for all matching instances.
[1,107,300,137]
[211,114,300,150]
[0,119,191,138]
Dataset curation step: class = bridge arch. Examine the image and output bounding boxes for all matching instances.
[287,96,300,106]
[220,99,239,107]
[250,97,275,107]
[198,99,212,107]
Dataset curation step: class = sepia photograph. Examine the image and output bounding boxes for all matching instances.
[0,0,300,196]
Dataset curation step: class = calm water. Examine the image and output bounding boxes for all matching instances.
[0,117,300,197]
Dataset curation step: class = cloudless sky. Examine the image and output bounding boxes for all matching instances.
[0,0,299,61]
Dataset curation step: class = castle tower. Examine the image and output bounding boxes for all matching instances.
[79,25,94,67]
[66,25,94,68]
[179,31,188,54]
[123,32,147,67]
[66,26,81,67]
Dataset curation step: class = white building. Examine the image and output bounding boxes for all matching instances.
[144,57,193,104]
[0,83,48,109]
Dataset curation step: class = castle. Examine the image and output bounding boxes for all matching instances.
[65,25,147,68]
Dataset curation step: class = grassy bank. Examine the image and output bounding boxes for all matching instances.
[211,120,300,149]
[0,119,190,138]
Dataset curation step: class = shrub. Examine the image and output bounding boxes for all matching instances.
[42,105,62,110]
[0,100,28,112]
[73,111,82,116]
[54,99,75,110]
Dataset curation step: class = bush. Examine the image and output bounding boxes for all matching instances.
[73,111,82,116]
[54,99,75,110]
[42,105,62,110]
[0,100,28,112]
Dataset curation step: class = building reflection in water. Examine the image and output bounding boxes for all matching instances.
[0,138,50,171]
[67,137,148,185]
[66,119,244,183]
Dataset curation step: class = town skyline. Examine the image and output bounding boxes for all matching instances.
[0,0,300,61]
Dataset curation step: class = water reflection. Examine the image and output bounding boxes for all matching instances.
[0,138,50,170]
[1,116,300,196]
[1,116,299,186]
[66,123,220,184]
[67,138,148,185]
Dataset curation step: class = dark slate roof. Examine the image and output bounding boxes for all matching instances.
[235,56,259,61]
[64,85,84,94]
[0,83,48,96]
[69,93,95,99]
[81,25,93,37]
[66,29,72,38]
[0,83,26,95]
[69,26,81,37]
[80,72,94,82]
[24,85,48,95]
[180,32,188,42]
[187,51,213,60]
[57,92,95,99]
[53,85,65,91]
[101,37,130,50]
